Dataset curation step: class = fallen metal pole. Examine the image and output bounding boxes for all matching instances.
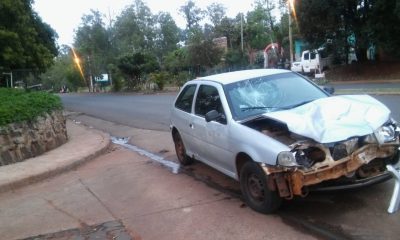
[386,164,400,214]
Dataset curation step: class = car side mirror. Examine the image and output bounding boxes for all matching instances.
[205,110,226,124]
[323,86,335,94]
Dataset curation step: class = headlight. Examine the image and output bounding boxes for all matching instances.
[375,124,396,144]
[277,151,298,167]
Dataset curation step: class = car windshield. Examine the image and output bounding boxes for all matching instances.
[224,72,328,121]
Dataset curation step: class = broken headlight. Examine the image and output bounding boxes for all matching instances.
[277,151,298,167]
[277,146,326,168]
[374,119,399,144]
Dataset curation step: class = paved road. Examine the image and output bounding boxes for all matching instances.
[60,90,400,132]
[61,93,176,131]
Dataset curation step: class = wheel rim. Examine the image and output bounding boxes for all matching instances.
[174,135,185,162]
[247,173,265,202]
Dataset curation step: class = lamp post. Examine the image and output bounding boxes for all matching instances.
[2,72,13,88]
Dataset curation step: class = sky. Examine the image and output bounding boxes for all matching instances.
[33,0,256,46]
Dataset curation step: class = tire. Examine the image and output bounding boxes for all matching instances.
[240,161,282,214]
[173,132,193,166]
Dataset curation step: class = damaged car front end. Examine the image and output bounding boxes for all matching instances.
[263,120,399,198]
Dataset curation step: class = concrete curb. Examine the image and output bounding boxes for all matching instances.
[0,120,111,194]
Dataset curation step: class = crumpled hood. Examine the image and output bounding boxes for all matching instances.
[263,95,391,143]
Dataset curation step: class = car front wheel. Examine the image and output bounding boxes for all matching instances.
[173,131,193,166]
[240,161,282,213]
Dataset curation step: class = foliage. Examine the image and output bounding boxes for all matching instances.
[154,12,180,65]
[296,0,400,61]
[179,0,204,30]
[40,46,85,92]
[74,9,111,87]
[0,0,58,72]
[225,49,248,68]
[206,3,226,27]
[164,48,189,74]
[117,52,159,90]
[114,0,156,54]
[187,30,223,72]
[0,88,62,126]
[149,71,171,90]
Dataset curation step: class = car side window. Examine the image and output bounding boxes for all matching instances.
[304,52,309,60]
[310,52,316,60]
[175,84,197,113]
[195,85,225,118]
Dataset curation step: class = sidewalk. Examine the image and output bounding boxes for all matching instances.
[0,120,110,193]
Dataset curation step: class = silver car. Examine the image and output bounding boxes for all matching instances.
[170,69,400,213]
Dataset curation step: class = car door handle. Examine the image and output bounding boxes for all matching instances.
[189,123,194,129]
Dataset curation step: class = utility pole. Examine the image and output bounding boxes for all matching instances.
[288,0,294,65]
[87,55,93,92]
[241,12,244,52]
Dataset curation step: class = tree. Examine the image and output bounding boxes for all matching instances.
[0,0,58,72]
[179,0,204,30]
[296,0,400,61]
[187,29,223,75]
[117,52,159,90]
[206,3,226,27]
[114,0,156,54]
[154,12,180,65]
[40,45,84,92]
[74,9,110,90]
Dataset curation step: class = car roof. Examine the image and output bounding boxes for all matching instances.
[193,69,290,85]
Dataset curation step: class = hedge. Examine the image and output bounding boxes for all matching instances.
[0,88,63,126]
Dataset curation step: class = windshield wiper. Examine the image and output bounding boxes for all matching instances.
[281,100,314,110]
[240,106,279,112]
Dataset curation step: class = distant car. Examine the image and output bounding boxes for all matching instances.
[290,61,302,72]
[170,69,400,213]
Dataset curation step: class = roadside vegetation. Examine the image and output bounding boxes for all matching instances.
[1,0,399,92]
[326,62,400,82]
[0,88,62,126]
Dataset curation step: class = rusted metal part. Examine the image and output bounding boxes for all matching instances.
[387,163,400,214]
[274,173,292,199]
[263,144,397,197]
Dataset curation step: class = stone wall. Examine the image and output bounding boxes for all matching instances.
[0,111,68,166]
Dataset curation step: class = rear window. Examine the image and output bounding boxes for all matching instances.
[175,84,197,113]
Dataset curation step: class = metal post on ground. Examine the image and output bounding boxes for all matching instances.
[2,72,13,88]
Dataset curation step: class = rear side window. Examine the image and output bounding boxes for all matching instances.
[175,84,197,113]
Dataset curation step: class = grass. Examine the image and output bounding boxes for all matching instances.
[0,88,63,126]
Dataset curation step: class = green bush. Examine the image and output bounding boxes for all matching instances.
[0,88,63,126]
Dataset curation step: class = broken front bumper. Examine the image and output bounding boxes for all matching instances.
[263,143,399,198]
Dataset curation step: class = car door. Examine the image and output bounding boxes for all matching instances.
[191,83,235,175]
[172,84,198,157]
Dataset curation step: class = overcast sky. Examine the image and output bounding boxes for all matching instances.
[33,0,256,46]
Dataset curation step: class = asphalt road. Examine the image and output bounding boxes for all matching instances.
[61,93,176,131]
[60,90,400,130]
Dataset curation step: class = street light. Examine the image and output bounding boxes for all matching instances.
[2,72,13,88]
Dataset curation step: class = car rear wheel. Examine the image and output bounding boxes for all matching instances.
[173,132,193,166]
[240,161,282,213]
